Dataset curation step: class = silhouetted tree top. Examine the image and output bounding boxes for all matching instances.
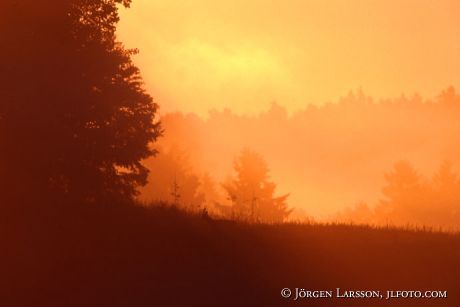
[433,160,458,191]
[0,0,161,205]
[381,161,423,205]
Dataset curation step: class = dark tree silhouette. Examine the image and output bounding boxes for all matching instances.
[0,0,161,205]
[222,149,291,223]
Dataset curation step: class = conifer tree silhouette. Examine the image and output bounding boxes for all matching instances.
[0,0,161,204]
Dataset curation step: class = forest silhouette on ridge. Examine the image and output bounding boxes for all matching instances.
[1,1,460,307]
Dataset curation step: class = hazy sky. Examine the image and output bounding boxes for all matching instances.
[118,0,460,116]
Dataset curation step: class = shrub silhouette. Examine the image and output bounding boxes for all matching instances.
[140,147,205,210]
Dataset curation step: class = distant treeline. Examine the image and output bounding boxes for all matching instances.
[140,87,460,227]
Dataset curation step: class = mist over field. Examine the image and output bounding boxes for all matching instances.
[114,0,460,228]
[140,88,460,228]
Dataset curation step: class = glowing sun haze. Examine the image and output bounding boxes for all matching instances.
[118,0,460,115]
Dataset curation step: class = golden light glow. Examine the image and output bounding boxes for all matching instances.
[118,1,460,222]
[118,0,460,116]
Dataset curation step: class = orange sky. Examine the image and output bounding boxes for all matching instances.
[118,0,460,116]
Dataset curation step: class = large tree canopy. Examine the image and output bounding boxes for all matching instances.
[0,0,161,205]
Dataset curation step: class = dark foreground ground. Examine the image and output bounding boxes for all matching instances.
[1,203,459,307]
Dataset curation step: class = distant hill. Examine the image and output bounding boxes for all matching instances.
[2,203,459,306]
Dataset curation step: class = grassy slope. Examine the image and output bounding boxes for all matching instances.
[1,204,459,307]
